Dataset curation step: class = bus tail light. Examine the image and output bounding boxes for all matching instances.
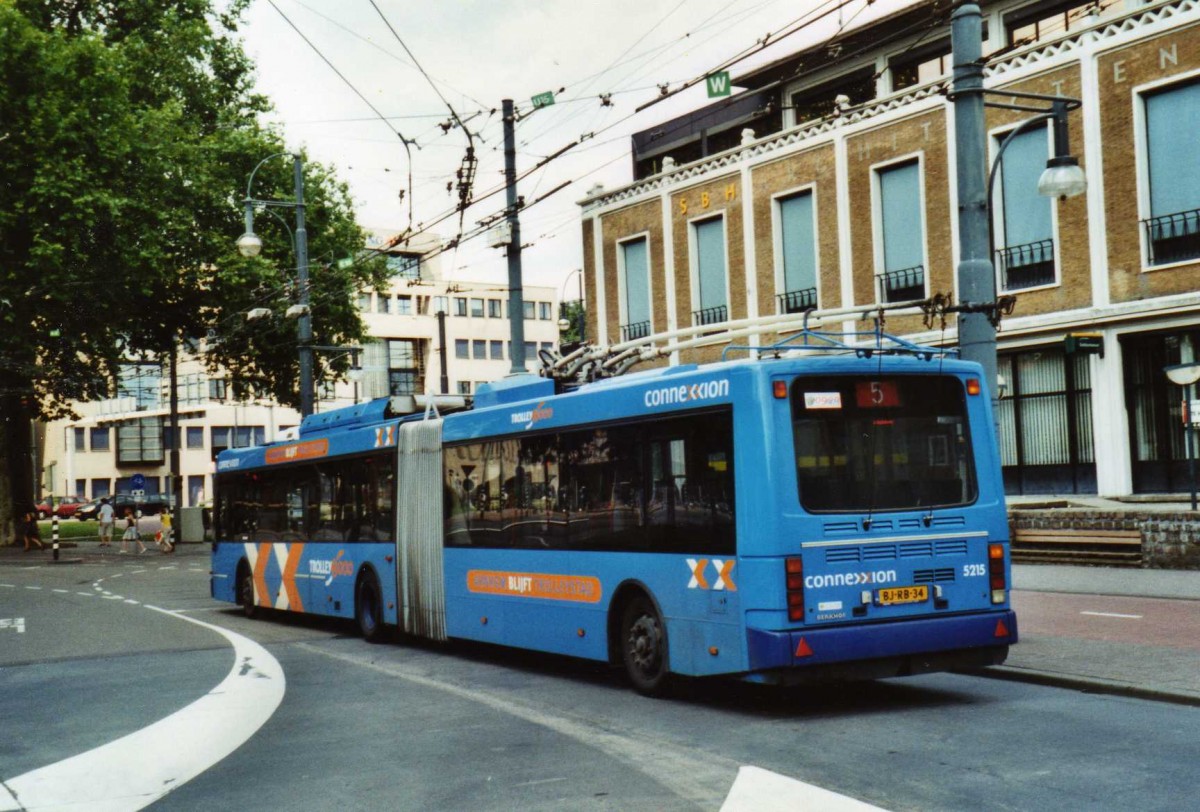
[785,557,805,621]
[988,542,1007,604]
[966,378,982,396]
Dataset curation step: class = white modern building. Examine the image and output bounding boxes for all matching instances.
[37,231,562,508]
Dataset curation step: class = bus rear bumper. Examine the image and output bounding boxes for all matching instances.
[746,610,1018,679]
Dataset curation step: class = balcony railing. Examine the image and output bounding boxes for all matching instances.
[777,287,817,314]
[620,320,651,342]
[879,265,924,303]
[692,304,728,327]
[997,238,1055,291]
[1143,208,1200,266]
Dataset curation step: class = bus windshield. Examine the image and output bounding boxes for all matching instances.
[790,374,977,513]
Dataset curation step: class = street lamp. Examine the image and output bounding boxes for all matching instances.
[950,3,1088,432]
[237,152,314,417]
[1164,363,1200,510]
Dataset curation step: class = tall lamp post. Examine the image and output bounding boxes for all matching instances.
[1165,363,1200,510]
[236,153,314,417]
[950,3,1088,425]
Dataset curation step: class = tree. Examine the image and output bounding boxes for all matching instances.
[0,1,386,543]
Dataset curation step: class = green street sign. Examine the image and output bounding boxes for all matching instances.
[336,257,353,270]
[1065,333,1104,357]
[706,71,732,98]
[531,91,555,109]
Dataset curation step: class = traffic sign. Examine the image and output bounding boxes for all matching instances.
[131,473,146,489]
[531,91,555,108]
[131,489,145,499]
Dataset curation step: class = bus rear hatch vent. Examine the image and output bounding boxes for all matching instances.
[823,521,860,535]
[899,542,934,558]
[914,568,956,584]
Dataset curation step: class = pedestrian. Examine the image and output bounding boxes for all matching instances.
[156,509,174,554]
[97,497,115,547]
[120,508,147,554]
[22,510,45,552]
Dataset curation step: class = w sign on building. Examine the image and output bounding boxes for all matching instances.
[706,71,731,98]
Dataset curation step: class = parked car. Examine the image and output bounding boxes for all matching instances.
[35,496,84,520]
[53,496,86,519]
[75,494,172,521]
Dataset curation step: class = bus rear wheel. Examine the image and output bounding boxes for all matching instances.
[238,565,258,619]
[356,571,384,643]
[621,595,670,696]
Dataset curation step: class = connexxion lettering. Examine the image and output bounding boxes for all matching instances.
[644,379,729,408]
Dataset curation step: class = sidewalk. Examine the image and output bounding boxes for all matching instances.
[986,564,1200,706]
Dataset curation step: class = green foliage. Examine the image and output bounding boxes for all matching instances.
[0,0,386,415]
[559,300,587,344]
[0,1,388,535]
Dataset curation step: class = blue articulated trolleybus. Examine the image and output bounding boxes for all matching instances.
[212,304,1017,695]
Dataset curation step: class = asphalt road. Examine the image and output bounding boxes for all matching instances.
[2,555,1198,811]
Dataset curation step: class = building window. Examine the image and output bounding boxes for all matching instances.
[396,295,413,316]
[473,340,487,360]
[488,299,502,318]
[789,66,875,126]
[92,479,111,499]
[187,427,204,449]
[539,301,552,320]
[210,426,265,462]
[876,160,925,302]
[470,298,485,318]
[387,252,421,281]
[996,124,1055,290]
[118,362,161,409]
[454,297,467,317]
[1143,80,1200,266]
[73,428,86,452]
[388,339,420,396]
[457,381,472,395]
[620,237,652,342]
[208,379,227,402]
[692,216,728,325]
[376,294,391,314]
[891,43,952,92]
[117,417,164,465]
[188,475,205,507]
[74,479,86,499]
[358,293,371,311]
[489,340,504,360]
[997,349,1094,495]
[776,191,818,313]
[523,301,535,320]
[1005,0,1121,48]
[432,296,448,315]
[455,339,469,359]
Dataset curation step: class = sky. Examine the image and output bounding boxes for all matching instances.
[235,0,913,296]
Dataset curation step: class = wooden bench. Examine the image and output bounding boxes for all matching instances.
[1011,528,1142,566]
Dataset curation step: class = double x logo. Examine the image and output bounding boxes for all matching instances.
[686,558,736,591]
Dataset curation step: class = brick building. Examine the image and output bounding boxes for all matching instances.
[578,0,1200,498]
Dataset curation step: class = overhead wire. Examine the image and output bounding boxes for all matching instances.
[266,0,418,230]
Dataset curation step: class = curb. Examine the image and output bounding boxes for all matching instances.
[974,665,1200,708]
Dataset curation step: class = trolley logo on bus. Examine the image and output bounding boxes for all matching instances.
[309,550,354,586]
[686,558,737,591]
[265,438,329,465]
[374,425,396,447]
[644,379,729,409]
[510,402,554,430]
[805,570,898,589]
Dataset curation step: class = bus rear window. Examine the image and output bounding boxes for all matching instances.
[791,375,977,513]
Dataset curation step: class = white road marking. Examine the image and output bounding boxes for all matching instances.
[1,618,26,634]
[1080,611,1142,619]
[722,766,889,811]
[0,584,14,588]
[24,586,41,591]
[512,777,569,788]
[0,607,285,812]
[52,589,69,594]
[76,592,94,598]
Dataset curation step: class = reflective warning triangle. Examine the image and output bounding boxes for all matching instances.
[794,638,813,657]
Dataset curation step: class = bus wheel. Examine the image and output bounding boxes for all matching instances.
[621,595,670,696]
[238,564,258,619]
[356,571,384,643]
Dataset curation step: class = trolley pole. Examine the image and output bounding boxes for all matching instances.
[502,98,527,375]
[950,2,998,404]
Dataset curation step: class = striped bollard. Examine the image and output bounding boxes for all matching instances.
[52,514,59,561]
